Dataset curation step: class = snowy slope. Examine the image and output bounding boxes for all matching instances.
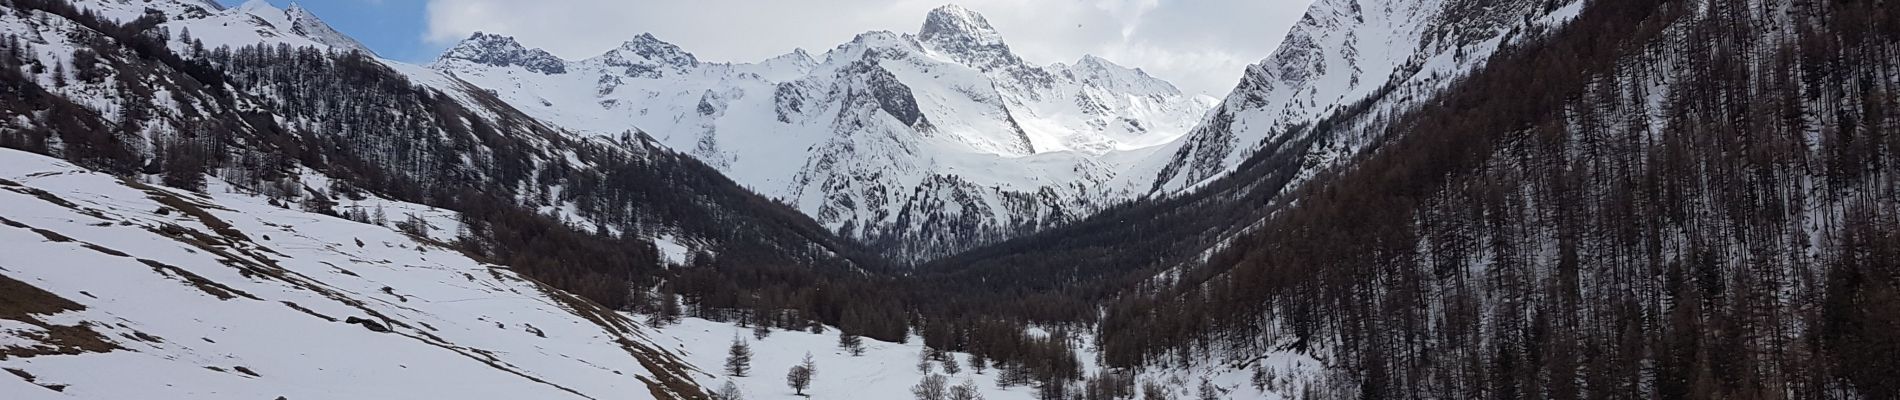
[431,6,1215,259]
[69,0,375,55]
[1124,0,1568,194]
[0,149,704,399]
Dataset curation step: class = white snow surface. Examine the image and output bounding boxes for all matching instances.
[0,149,700,400]
[644,317,1030,399]
[640,315,1326,400]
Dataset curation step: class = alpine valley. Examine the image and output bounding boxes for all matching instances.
[2,0,1897,399]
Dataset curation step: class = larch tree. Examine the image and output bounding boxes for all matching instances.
[725,336,752,377]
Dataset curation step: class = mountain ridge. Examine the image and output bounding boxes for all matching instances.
[432,5,1216,260]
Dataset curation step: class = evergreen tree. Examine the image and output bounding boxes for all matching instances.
[1036,379,1067,400]
[1141,381,1173,400]
[838,332,865,356]
[652,287,682,326]
[752,316,771,340]
[724,336,752,377]
[1250,364,1269,391]
[941,354,962,375]
[1196,379,1219,400]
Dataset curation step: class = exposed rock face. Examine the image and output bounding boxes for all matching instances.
[437,32,569,74]
[917,4,1014,72]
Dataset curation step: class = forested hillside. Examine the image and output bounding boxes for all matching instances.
[926,0,1900,398]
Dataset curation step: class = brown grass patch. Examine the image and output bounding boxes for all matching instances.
[137,259,258,301]
[0,274,119,359]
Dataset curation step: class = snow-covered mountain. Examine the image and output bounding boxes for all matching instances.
[1121,0,1558,194]
[432,5,1216,259]
[39,0,873,268]
[0,149,704,400]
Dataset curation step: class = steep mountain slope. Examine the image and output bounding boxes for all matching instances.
[432,5,1215,259]
[0,148,705,399]
[1123,0,1552,194]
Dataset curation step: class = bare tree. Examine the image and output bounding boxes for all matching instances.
[712,380,743,400]
[913,374,949,400]
[785,352,816,396]
[948,378,984,400]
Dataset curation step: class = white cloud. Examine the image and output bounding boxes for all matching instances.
[422,0,1313,97]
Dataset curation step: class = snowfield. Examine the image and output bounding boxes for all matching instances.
[637,315,1324,400]
[0,149,701,400]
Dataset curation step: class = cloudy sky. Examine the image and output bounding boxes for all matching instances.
[232,0,1315,97]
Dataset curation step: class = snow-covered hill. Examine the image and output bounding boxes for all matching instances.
[0,149,704,400]
[431,5,1216,259]
[70,0,375,55]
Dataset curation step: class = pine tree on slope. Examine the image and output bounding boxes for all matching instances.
[725,336,752,377]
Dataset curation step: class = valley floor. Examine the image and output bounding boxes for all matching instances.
[637,315,1323,399]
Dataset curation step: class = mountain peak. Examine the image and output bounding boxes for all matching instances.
[920,4,1003,46]
[1064,55,1184,97]
[437,32,568,74]
[607,32,699,67]
[234,0,376,56]
[918,5,1021,72]
[234,0,277,14]
[1075,54,1114,69]
[764,48,816,68]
